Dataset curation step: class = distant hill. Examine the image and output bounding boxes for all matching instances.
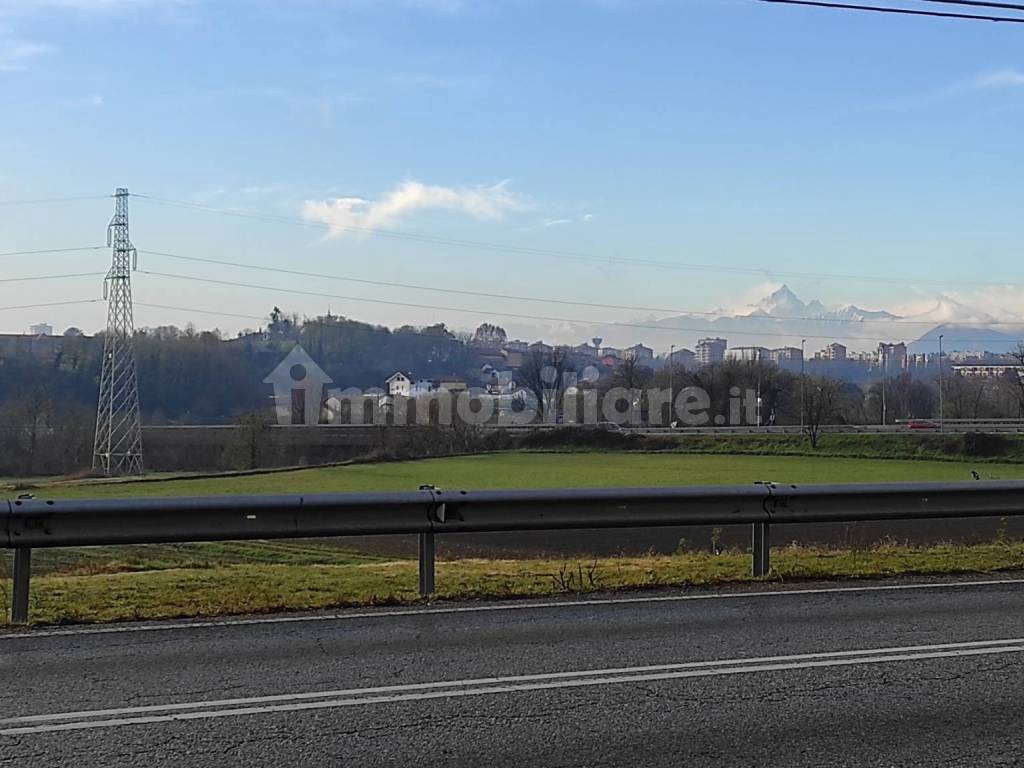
[631,285,1023,354]
[908,325,1024,355]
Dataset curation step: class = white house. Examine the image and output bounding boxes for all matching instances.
[385,372,414,397]
[411,378,439,396]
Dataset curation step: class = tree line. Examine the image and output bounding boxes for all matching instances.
[2,310,1024,476]
[0,310,484,475]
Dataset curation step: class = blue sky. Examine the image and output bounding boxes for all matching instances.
[1,0,1022,348]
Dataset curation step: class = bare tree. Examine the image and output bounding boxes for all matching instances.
[904,377,938,420]
[944,373,985,420]
[804,377,842,449]
[602,356,654,424]
[519,346,572,423]
[471,323,507,347]
[612,356,653,391]
[0,391,94,477]
[232,409,275,470]
[1009,343,1024,415]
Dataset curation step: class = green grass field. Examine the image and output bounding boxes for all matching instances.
[19,451,1023,500]
[5,451,1024,625]
[9,541,396,578]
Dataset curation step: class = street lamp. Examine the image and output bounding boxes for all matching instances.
[881,344,888,426]
[800,339,806,434]
[938,334,944,432]
[669,344,675,425]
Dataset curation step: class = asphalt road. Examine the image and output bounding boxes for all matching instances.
[3,576,1024,767]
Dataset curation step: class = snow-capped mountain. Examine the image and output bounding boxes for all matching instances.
[748,285,808,317]
[826,305,901,322]
[743,285,900,323]
[638,285,1021,353]
[502,284,1024,354]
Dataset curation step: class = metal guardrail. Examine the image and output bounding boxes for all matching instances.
[5,480,1024,624]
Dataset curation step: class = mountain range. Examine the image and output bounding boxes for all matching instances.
[744,285,901,323]
[514,285,1024,355]
[653,285,1023,354]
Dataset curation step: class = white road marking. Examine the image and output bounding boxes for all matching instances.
[4,635,1022,725]
[2,577,1022,641]
[4,637,1024,735]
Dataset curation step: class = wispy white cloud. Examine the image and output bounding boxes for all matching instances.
[0,0,193,71]
[944,68,1024,96]
[304,179,523,238]
[64,93,103,107]
[721,281,785,316]
[390,72,487,94]
[189,186,227,204]
[241,183,289,196]
[876,68,1024,111]
[968,69,1024,89]
[895,284,1024,323]
[0,35,54,71]
[0,0,191,12]
[335,0,466,11]
[532,212,594,229]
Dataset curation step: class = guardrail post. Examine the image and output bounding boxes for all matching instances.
[418,533,435,596]
[751,522,770,578]
[11,546,31,624]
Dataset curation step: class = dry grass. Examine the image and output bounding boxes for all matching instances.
[7,541,1024,626]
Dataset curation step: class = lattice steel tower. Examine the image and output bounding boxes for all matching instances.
[93,188,144,475]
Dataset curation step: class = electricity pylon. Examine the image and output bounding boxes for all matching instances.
[93,188,144,475]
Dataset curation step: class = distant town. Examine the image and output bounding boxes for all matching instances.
[4,319,1023,405]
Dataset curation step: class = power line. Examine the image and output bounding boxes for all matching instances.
[0,295,992,347]
[136,270,1021,344]
[132,193,671,268]
[135,302,266,322]
[760,0,1024,22]
[132,194,1021,290]
[0,299,103,312]
[0,246,107,258]
[137,248,1024,328]
[0,195,112,207]
[918,0,1024,11]
[0,272,105,284]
